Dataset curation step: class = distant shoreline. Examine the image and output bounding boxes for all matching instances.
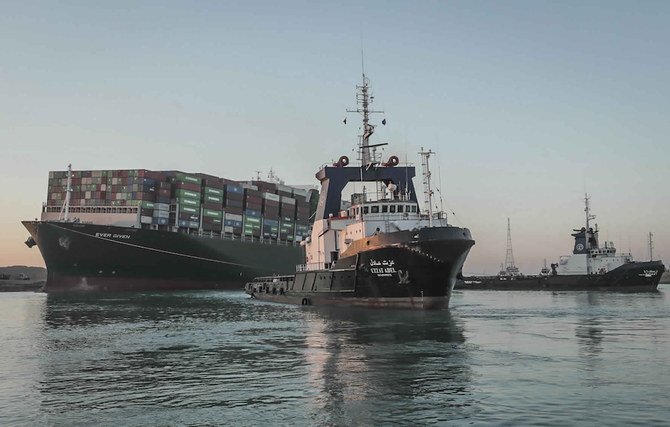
[0,266,47,292]
[0,280,45,292]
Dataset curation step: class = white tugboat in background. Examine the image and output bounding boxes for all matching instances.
[458,194,665,291]
[246,72,475,309]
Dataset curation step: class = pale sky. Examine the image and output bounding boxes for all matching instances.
[1,1,668,274]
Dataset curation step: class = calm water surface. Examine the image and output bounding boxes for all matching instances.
[1,285,669,426]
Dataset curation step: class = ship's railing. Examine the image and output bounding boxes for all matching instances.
[41,205,303,246]
[296,262,328,272]
[43,204,139,214]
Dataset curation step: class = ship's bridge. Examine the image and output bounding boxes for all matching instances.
[344,200,420,220]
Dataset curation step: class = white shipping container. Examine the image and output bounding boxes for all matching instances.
[262,192,280,202]
[153,210,170,219]
[225,213,243,221]
[292,188,308,199]
[140,216,152,224]
[280,196,296,205]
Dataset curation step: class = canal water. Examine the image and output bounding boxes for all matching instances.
[1,285,669,426]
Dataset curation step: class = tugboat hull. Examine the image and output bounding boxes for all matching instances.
[246,227,474,309]
[457,261,666,291]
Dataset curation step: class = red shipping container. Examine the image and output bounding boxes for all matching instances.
[174,181,201,192]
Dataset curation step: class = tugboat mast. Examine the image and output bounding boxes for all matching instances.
[419,148,435,227]
[347,71,384,166]
[584,193,596,248]
[648,232,654,261]
[583,193,596,274]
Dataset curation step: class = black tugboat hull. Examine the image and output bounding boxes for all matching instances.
[246,226,474,309]
[456,261,666,291]
[23,221,304,292]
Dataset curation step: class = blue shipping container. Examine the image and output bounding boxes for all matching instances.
[225,184,243,194]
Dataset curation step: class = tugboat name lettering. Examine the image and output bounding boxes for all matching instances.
[370,266,397,276]
[370,259,395,267]
[639,270,658,278]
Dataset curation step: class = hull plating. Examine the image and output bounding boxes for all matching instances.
[23,221,304,292]
[457,261,666,291]
[247,227,474,309]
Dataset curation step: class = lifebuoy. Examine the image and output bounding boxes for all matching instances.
[383,155,400,167]
[333,156,349,167]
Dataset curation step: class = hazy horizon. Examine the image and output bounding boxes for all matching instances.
[2,1,669,274]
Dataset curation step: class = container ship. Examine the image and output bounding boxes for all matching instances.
[245,72,475,309]
[23,167,317,292]
[456,196,665,291]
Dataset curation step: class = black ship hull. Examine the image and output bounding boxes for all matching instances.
[246,226,474,309]
[456,261,666,291]
[23,221,304,292]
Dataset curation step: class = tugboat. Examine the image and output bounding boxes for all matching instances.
[457,195,665,291]
[245,73,475,309]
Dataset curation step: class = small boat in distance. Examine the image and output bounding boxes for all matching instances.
[457,195,665,291]
[245,72,475,309]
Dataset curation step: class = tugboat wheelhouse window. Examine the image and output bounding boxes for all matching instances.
[371,206,379,213]
[363,207,369,214]
[382,205,388,213]
[397,205,404,213]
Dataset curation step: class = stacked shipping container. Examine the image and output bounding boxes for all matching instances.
[45,169,318,242]
[200,174,225,232]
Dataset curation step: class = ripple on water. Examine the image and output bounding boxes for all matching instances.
[0,289,669,425]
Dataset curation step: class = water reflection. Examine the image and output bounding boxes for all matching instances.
[36,292,475,425]
[301,307,472,425]
[5,288,669,425]
[572,290,668,359]
[43,291,247,327]
[575,317,604,357]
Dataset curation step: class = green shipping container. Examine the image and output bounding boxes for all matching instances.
[204,187,224,196]
[140,201,155,209]
[203,209,223,219]
[176,197,200,207]
[175,189,200,199]
[175,173,201,185]
[179,205,198,214]
[203,194,223,204]
[244,216,261,225]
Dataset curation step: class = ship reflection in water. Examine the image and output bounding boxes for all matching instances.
[301,307,471,422]
[35,292,473,425]
[2,287,669,425]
